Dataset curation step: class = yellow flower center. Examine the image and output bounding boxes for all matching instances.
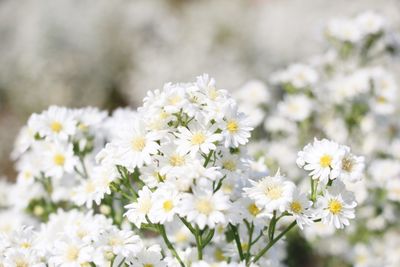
[328,199,343,215]
[209,88,218,100]
[191,132,206,145]
[196,199,213,215]
[342,157,353,172]
[290,201,303,214]
[175,231,188,243]
[66,246,79,261]
[169,155,185,166]
[241,242,249,251]
[265,186,283,200]
[20,242,31,249]
[138,200,152,213]
[376,96,387,103]
[163,200,174,212]
[132,136,146,151]
[85,182,96,193]
[247,203,261,216]
[108,237,123,246]
[53,154,65,166]
[143,264,154,267]
[214,248,226,261]
[222,160,236,171]
[50,121,63,133]
[227,120,239,133]
[168,95,182,105]
[15,260,28,267]
[319,154,332,168]
[78,123,88,132]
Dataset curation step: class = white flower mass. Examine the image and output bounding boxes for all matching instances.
[1,9,400,267]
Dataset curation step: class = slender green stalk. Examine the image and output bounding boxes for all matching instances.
[202,229,215,248]
[245,221,254,264]
[252,221,297,263]
[310,179,318,202]
[179,217,196,235]
[229,224,244,261]
[157,224,185,267]
[195,226,203,260]
[203,150,214,167]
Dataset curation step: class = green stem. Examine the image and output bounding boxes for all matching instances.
[202,229,215,248]
[252,221,297,263]
[230,223,244,261]
[310,179,318,202]
[268,211,277,241]
[157,224,185,267]
[79,156,89,178]
[195,226,203,260]
[245,221,254,264]
[203,150,214,167]
[179,217,196,235]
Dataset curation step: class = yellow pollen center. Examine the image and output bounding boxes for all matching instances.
[223,160,236,171]
[241,242,249,251]
[15,260,28,267]
[376,96,387,103]
[85,182,96,193]
[328,199,343,215]
[209,89,218,100]
[191,132,206,145]
[342,157,353,172]
[108,237,122,246]
[163,200,174,211]
[20,242,31,249]
[248,203,261,216]
[143,264,154,267]
[214,248,226,261]
[196,199,213,215]
[175,231,188,243]
[50,121,63,133]
[168,95,182,105]
[290,201,303,214]
[53,154,65,166]
[132,137,146,151]
[169,155,185,166]
[227,120,239,133]
[266,186,283,200]
[320,154,332,168]
[66,246,79,261]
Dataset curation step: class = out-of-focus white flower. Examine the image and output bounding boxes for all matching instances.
[277,94,313,122]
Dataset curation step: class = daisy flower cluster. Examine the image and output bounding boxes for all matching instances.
[0,209,162,266]
[10,106,110,221]
[234,10,400,267]
[0,73,364,266]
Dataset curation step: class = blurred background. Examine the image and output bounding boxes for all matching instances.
[0,0,399,178]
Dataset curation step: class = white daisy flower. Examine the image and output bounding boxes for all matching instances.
[178,187,230,229]
[127,245,164,267]
[124,186,154,228]
[149,184,182,224]
[287,190,314,230]
[175,122,221,157]
[49,236,93,267]
[28,105,77,141]
[96,227,143,258]
[221,104,252,148]
[113,119,160,170]
[40,141,77,179]
[316,180,357,229]
[338,146,365,183]
[277,94,313,122]
[297,138,345,184]
[244,170,295,215]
